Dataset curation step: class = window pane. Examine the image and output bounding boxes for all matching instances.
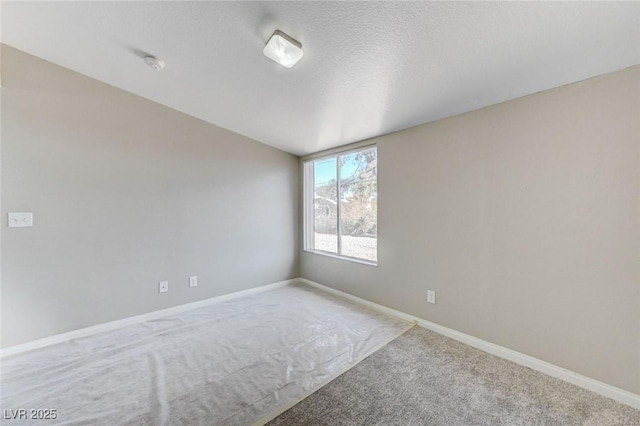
[314,158,338,253]
[339,149,377,262]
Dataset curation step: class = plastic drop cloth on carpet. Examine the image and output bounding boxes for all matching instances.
[0,283,410,425]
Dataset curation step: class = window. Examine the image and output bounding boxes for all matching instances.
[303,146,377,264]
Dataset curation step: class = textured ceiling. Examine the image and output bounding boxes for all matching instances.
[2,2,639,156]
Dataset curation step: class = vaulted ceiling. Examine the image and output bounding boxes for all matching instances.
[2,2,639,155]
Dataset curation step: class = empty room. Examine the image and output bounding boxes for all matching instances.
[1,1,639,425]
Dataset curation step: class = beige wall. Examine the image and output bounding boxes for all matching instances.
[302,66,640,394]
[1,45,300,347]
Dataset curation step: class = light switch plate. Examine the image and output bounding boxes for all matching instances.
[8,212,33,227]
[159,281,169,293]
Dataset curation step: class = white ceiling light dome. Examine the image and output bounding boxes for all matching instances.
[263,30,303,69]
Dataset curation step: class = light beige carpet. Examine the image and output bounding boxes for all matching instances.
[268,327,640,425]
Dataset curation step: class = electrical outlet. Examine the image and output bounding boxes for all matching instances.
[159,281,169,293]
[427,290,436,304]
[189,276,198,287]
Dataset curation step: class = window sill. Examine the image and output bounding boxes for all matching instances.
[303,249,378,267]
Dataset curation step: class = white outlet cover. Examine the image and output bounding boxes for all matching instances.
[427,290,436,304]
[189,276,198,287]
[8,212,33,227]
[159,281,169,293]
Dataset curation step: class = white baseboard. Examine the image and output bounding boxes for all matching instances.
[300,278,640,410]
[1,278,297,358]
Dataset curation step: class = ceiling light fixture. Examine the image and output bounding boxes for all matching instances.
[263,30,303,69]
[144,55,165,70]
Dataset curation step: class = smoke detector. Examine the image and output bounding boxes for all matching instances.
[144,55,165,70]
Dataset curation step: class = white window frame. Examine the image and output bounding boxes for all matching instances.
[303,145,377,266]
